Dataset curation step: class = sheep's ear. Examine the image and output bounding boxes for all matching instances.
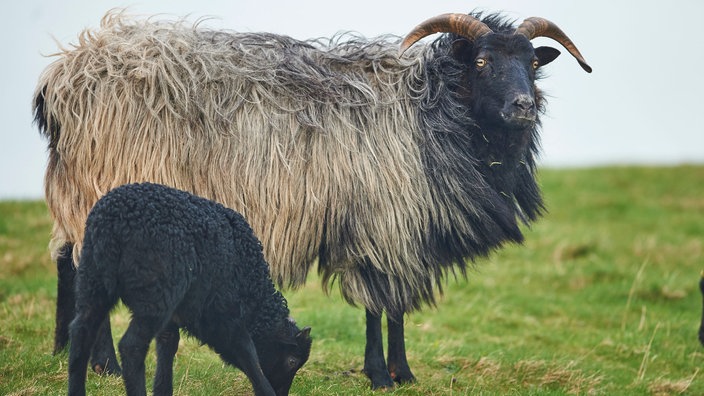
[535,46,560,67]
[297,326,311,341]
[451,38,474,64]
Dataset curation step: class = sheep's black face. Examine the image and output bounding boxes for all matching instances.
[457,34,560,131]
[257,322,312,396]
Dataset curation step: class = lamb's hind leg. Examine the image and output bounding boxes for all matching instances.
[68,299,112,395]
[90,317,122,375]
[119,316,165,396]
[55,243,121,375]
[387,313,416,384]
[153,321,180,396]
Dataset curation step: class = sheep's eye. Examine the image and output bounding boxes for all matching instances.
[532,60,540,69]
[475,58,487,69]
[287,357,299,369]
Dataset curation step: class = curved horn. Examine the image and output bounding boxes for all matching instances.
[400,13,492,56]
[515,17,592,73]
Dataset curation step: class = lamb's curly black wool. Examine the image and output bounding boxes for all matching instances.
[68,183,311,396]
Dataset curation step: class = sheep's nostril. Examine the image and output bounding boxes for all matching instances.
[513,95,535,112]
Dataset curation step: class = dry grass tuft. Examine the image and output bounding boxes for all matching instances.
[647,368,699,396]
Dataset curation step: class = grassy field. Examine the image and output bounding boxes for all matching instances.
[1,166,702,395]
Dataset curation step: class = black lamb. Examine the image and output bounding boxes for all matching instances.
[67,182,312,396]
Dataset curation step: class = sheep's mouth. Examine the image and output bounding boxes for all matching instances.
[500,111,537,129]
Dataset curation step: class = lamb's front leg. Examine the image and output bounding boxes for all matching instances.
[363,309,395,389]
[387,313,416,384]
[217,324,276,396]
[153,321,180,396]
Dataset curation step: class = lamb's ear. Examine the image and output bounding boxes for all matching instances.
[297,327,311,341]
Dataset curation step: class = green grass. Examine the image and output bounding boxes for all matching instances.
[1,166,703,395]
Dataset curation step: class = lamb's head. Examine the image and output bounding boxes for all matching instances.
[401,13,591,131]
[255,319,312,396]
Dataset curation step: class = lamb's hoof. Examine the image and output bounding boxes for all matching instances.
[92,360,122,376]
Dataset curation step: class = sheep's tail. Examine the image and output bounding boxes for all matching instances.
[699,271,704,346]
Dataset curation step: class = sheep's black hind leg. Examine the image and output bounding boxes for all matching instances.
[387,313,416,384]
[90,317,122,376]
[54,243,75,355]
[153,321,180,396]
[119,316,165,396]
[363,309,395,389]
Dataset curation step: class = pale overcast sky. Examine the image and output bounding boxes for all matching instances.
[2,0,702,199]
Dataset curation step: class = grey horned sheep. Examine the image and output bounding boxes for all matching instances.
[34,10,590,388]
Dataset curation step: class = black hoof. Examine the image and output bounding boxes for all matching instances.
[53,338,68,355]
[365,369,395,390]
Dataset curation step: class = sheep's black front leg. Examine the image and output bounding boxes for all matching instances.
[363,309,394,389]
[387,313,415,384]
[153,321,180,396]
[90,317,122,375]
[54,243,75,355]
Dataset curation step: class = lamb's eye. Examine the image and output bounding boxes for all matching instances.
[475,58,487,69]
[287,357,299,369]
[532,60,540,69]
